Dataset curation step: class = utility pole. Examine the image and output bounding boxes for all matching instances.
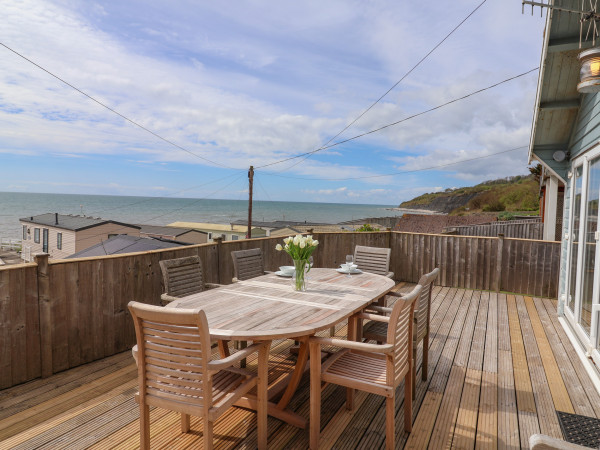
[247,165,254,239]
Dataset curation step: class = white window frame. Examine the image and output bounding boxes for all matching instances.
[567,143,600,354]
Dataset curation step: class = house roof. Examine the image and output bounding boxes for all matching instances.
[528,7,590,182]
[20,213,140,232]
[167,221,263,233]
[137,224,207,236]
[66,235,187,258]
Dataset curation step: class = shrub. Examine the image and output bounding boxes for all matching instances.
[356,224,380,232]
[482,200,506,212]
[497,211,515,221]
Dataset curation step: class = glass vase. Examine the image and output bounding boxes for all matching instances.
[292,259,307,291]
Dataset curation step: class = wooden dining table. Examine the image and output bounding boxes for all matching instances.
[167,267,395,428]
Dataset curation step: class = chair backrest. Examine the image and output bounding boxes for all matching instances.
[128,301,213,412]
[386,284,421,386]
[354,245,391,276]
[414,268,440,341]
[231,248,265,281]
[159,255,206,298]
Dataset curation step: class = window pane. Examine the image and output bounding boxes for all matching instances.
[569,166,583,312]
[580,157,600,333]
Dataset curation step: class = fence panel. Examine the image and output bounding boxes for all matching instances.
[0,263,40,389]
[447,219,543,240]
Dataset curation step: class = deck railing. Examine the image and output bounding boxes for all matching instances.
[444,218,543,240]
[0,231,560,389]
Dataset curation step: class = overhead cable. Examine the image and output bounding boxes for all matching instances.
[255,67,539,169]
[260,145,528,181]
[274,0,489,173]
[0,42,233,169]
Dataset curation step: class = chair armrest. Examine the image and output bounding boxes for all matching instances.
[529,434,589,450]
[355,312,390,323]
[207,342,265,371]
[309,336,393,354]
[160,293,178,303]
[365,305,392,315]
[205,283,224,289]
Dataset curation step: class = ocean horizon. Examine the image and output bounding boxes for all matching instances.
[0,191,399,240]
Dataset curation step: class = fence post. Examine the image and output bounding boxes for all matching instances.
[35,253,52,378]
[495,234,504,293]
[212,236,224,284]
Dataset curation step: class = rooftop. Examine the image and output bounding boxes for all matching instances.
[19,213,139,232]
[67,235,187,258]
[1,285,597,448]
[137,224,206,236]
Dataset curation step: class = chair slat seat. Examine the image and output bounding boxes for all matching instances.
[323,351,392,389]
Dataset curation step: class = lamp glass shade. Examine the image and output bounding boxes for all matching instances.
[578,47,600,93]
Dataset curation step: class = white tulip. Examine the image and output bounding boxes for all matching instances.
[293,235,300,245]
[275,244,282,251]
[300,241,306,248]
[312,240,319,246]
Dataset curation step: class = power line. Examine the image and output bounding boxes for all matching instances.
[0,42,233,169]
[274,0,489,174]
[260,145,528,181]
[256,67,539,169]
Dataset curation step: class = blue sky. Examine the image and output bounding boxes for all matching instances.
[1,0,546,205]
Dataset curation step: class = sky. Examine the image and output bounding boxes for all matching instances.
[0,0,547,205]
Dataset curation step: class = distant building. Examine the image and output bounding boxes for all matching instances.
[167,222,267,241]
[67,234,187,258]
[19,213,140,260]
[137,224,208,244]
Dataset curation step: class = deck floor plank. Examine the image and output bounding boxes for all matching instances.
[1,287,599,450]
[515,296,562,440]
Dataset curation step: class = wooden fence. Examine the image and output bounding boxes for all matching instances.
[444,219,543,240]
[0,231,560,389]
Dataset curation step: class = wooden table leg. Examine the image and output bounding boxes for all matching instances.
[276,336,310,410]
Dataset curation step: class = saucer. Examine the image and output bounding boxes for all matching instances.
[275,270,293,277]
[336,268,362,274]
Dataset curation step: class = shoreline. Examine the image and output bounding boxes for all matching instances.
[386,207,446,215]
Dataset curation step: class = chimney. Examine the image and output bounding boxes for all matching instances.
[55,213,58,225]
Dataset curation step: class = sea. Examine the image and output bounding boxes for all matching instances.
[0,191,399,240]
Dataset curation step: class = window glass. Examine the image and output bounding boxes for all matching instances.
[34,228,40,243]
[569,166,583,312]
[57,233,62,250]
[22,225,27,240]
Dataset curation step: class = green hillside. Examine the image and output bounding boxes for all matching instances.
[399,175,540,215]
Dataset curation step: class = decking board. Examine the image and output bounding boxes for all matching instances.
[1,287,598,450]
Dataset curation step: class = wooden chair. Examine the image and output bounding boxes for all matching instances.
[231,248,270,282]
[128,301,270,450]
[159,255,221,304]
[354,245,393,278]
[309,284,422,450]
[362,268,440,399]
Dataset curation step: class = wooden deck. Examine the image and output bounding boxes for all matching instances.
[1,286,599,449]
